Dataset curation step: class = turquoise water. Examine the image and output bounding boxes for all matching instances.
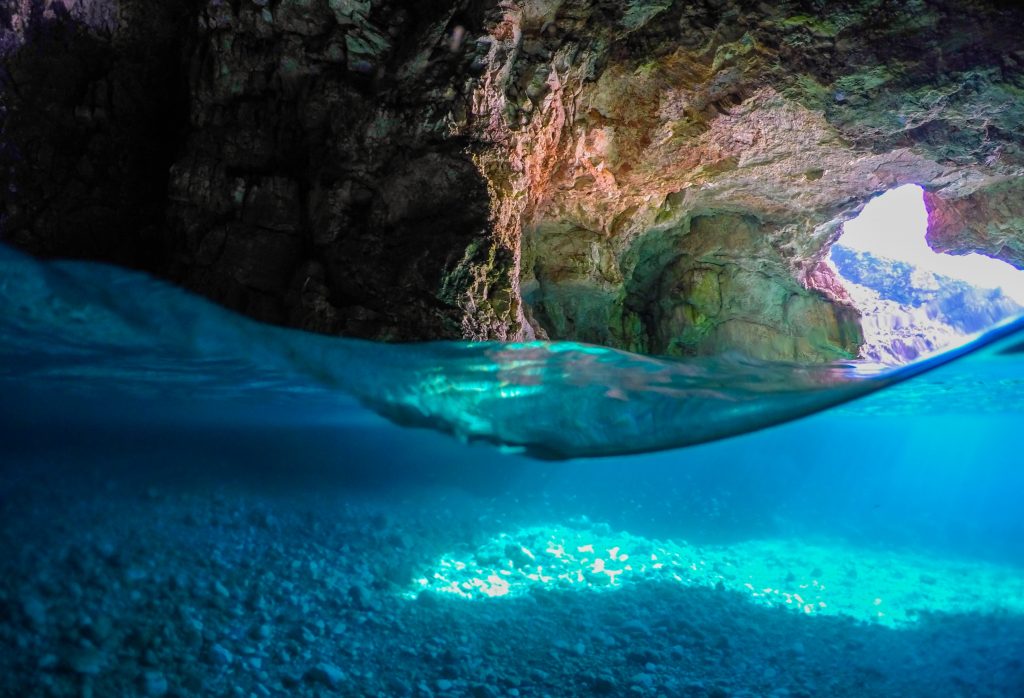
[2,243,1023,697]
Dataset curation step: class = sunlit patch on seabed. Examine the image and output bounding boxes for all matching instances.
[409,522,1024,628]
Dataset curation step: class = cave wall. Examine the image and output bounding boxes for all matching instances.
[472,0,1024,359]
[3,0,1024,359]
[0,0,195,267]
[925,179,1024,269]
[162,0,521,340]
[524,212,863,361]
[1,0,524,342]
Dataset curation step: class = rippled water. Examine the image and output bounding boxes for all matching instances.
[3,243,1022,459]
[2,243,1023,697]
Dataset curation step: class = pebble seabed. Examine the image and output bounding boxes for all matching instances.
[2,462,1023,698]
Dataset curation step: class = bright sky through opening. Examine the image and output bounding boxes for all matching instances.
[837,184,1024,306]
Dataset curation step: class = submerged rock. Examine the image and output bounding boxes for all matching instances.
[65,646,105,676]
[19,595,47,629]
[207,643,233,667]
[305,661,347,688]
[141,670,169,697]
[591,673,619,694]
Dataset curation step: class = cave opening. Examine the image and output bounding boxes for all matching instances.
[828,184,1024,364]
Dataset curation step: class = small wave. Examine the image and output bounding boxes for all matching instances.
[2,244,1022,459]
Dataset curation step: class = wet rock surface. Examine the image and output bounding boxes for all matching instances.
[1,463,1022,697]
[3,1,1024,356]
[925,180,1024,270]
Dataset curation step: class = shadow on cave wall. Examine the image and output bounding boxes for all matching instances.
[0,0,506,343]
[0,0,197,269]
[164,0,504,341]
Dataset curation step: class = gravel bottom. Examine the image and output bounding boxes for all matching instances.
[1,462,1023,698]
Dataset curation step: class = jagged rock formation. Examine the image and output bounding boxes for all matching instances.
[3,0,1024,359]
[925,180,1024,270]
[474,0,1024,360]
[162,0,519,340]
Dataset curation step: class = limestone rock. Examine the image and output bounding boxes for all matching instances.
[472,0,1024,359]
[925,180,1024,270]
[3,1,1024,359]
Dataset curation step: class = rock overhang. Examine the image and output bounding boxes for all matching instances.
[2,0,1023,359]
[470,0,1024,359]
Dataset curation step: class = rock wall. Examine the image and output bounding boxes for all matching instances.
[925,180,1024,270]
[472,0,1024,359]
[0,0,195,266]
[162,0,521,340]
[1,0,522,341]
[3,0,1024,359]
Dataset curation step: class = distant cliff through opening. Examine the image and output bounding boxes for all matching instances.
[829,184,1024,364]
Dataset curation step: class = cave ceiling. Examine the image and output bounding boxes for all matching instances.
[2,0,1023,359]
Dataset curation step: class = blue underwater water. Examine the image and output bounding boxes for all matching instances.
[2,242,1024,697]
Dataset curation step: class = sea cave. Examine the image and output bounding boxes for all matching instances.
[2,1,1024,696]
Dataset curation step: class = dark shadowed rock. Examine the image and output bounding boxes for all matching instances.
[65,646,105,675]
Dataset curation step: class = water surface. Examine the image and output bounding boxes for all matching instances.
[2,244,1022,697]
